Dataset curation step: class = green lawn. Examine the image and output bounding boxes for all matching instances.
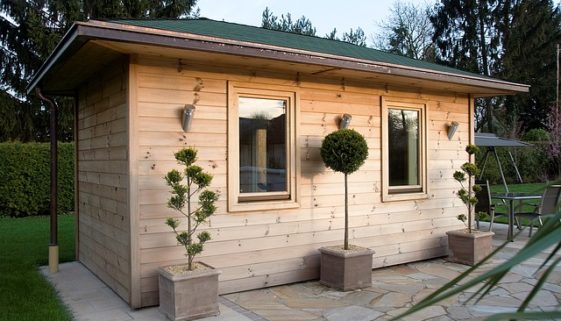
[0,215,75,321]
[489,182,547,194]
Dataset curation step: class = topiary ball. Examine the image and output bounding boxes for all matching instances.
[320,129,368,174]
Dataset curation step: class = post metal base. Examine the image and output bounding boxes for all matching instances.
[49,245,59,273]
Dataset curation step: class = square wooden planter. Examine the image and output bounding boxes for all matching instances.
[446,229,494,266]
[158,263,221,321]
[319,245,374,291]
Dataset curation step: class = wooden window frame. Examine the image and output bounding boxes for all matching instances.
[381,97,429,202]
[227,82,300,212]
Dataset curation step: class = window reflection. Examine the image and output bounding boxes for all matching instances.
[239,97,287,194]
[388,108,419,187]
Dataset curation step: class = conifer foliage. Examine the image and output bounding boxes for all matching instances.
[0,0,198,142]
[164,148,218,271]
[431,0,561,134]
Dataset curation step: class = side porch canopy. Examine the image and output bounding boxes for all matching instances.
[476,132,532,192]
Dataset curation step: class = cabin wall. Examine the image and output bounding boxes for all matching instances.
[76,59,131,302]
[132,55,469,307]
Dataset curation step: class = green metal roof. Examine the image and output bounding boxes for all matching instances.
[110,18,483,79]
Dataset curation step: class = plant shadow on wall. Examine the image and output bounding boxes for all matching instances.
[158,147,221,321]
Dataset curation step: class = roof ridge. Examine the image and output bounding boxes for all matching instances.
[101,18,505,82]
[108,17,400,53]
[27,18,529,95]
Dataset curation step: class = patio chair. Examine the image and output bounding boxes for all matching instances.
[475,180,507,232]
[515,185,561,237]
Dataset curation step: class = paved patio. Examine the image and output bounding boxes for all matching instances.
[41,223,561,321]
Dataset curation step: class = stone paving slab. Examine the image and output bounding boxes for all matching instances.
[223,223,561,321]
[41,223,561,321]
[40,263,256,321]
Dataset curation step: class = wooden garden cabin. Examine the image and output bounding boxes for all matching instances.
[28,19,529,308]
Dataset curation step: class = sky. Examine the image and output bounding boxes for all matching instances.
[196,0,430,44]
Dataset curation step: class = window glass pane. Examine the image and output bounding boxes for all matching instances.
[239,97,287,194]
[388,108,419,187]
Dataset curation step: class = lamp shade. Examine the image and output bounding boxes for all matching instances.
[447,121,459,140]
[339,114,352,129]
[182,104,196,132]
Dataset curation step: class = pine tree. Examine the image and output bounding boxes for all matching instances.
[431,0,508,133]
[325,28,338,40]
[342,27,367,47]
[261,7,316,36]
[431,0,561,134]
[500,0,561,132]
[261,8,367,47]
[0,0,198,142]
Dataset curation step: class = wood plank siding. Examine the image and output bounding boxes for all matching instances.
[77,58,132,303]
[132,55,469,307]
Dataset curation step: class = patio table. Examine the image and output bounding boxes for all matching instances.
[492,192,542,241]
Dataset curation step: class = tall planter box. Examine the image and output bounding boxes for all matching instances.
[446,229,494,266]
[158,263,220,321]
[319,246,374,291]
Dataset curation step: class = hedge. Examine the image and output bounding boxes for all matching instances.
[0,143,74,217]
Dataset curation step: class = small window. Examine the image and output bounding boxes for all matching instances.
[228,84,299,212]
[388,108,421,192]
[382,98,427,201]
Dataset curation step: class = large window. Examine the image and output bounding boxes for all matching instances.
[238,97,287,197]
[228,84,299,211]
[382,99,427,201]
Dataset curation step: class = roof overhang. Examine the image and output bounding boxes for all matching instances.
[28,20,530,96]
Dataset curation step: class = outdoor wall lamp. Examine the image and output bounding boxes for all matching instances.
[182,104,196,132]
[339,113,352,129]
[447,121,459,140]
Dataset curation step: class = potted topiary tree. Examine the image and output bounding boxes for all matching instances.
[158,147,220,321]
[446,144,494,265]
[318,128,373,291]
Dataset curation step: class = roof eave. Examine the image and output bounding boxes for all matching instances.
[28,20,530,96]
[27,22,81,94]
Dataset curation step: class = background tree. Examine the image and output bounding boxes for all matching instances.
[431,0,506,133]
[374,0,436,61]
[325,28,338,40]
[261,7,317,36]
[548,104,561,176]
[342,27,367,46]
[431,0,504,76]
[262,8,368,46]
[430,0,561,136]
[0,0,198,142]
[499,0,561,134]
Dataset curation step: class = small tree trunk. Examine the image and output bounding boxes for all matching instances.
[468,173,473,233]
[344,173,349,250]
[187,178,192,270]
